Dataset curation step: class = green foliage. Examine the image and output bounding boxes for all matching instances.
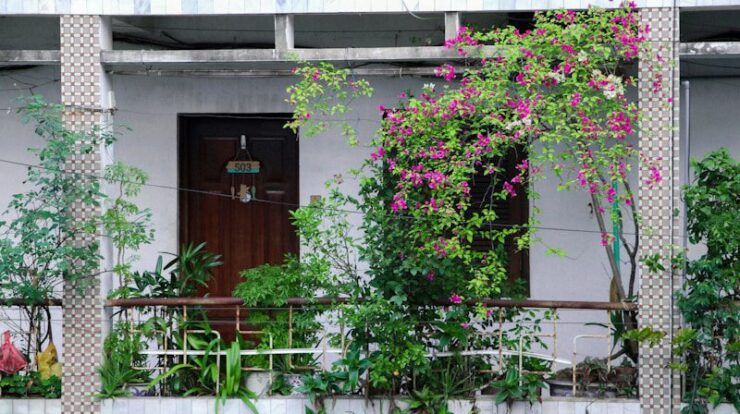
[285,61,373,146]
[233,254,326,370]
[621,326,666,347]
[677,149,739,413]
[98,322,149,399]
[101,241,221,399]
[281,5,652,397]
[295,372,339,414]
[235,254,324,307]
[490,369,545,406]
[407,387,448,414]
[148,328,257,413]
[109,242,222,298]
[0,96,153,361]
[0,96,114,300]
[102,161,154,289]
[295,349,370,414]
[0,372,61,398]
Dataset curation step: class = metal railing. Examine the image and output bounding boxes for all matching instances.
[105,297,638,397]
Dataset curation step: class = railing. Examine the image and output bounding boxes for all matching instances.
[105,297,638,397]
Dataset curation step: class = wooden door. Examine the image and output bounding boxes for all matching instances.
[179,115,299,331]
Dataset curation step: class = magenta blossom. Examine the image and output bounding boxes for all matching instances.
[435,64,456,82]
[370,146,385,161]
[570,92,582,108]
[503,181,517,197]
[449,294,462,304]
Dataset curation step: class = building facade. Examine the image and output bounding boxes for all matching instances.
[1,1,739,413]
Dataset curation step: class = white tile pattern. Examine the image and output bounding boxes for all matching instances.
[60,14,106,414]
[638,7,682,414]
[4,0,740,14]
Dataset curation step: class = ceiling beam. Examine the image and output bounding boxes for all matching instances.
[3,42,738,68]
[680,42,740,58]
[0,50,60,66]
[101,46,499,66]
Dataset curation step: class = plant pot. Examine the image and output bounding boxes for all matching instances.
[479,385,498,396]
[545,379,619,398]
[126,383,155,397]
[614,367,637,384]
[283,373,305,394]
[245,372,272,397]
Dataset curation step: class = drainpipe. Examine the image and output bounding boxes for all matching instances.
[681,80,691,257]
[612,181,620,281]
[679,78,691,403]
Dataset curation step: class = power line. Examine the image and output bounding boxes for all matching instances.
[0,155,677,239]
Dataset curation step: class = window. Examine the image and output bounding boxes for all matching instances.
[468,147,529,290]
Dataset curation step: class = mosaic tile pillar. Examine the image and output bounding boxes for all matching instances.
[60,15,111,414]
[637,7,682,413]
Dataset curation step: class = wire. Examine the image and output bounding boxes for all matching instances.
[401,0,438,21]
[0,155,680,239]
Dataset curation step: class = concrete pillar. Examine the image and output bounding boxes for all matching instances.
[445,12,461,40]
[59,14,111,414]
[637,7,682,414]
[275,14,295,50]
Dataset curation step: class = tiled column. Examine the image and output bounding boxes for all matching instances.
[637,7,682,414]
[60,15,112,414]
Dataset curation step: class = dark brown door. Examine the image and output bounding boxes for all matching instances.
[179,114,299,303]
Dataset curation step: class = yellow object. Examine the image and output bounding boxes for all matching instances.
[36,342,62,380]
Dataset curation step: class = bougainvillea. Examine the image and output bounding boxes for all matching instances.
[360,4,659,306]
[286,3,667,391]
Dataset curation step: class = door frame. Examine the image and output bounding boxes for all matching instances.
[176,113,299,262]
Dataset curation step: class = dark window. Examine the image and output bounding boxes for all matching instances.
[468,147,529,291]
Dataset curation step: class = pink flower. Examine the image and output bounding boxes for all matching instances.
[370,146,385,161]
[503,181,517,197]
[426,271,435,281]
[645,165,662,186]
[391,192,407,213]
[424,170,447,189]
[311,69,321,81]
[589,182,599,194]
[428,198,439,212]
[570,92,582,108]
[433,239,448,258]
[606,187,617,204]
[459,181,470,196]
[577,171,588,186]
[449,294,462,304]
[516,159,529,172]
[516,73,530,86]
[435,64,456,82]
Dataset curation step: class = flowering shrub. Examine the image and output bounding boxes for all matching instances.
[285,3,667,397]
[362,5,657,308]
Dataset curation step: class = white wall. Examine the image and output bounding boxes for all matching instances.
[685,78,740,161]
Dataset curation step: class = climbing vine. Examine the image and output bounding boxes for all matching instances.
[283,3,668,393]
